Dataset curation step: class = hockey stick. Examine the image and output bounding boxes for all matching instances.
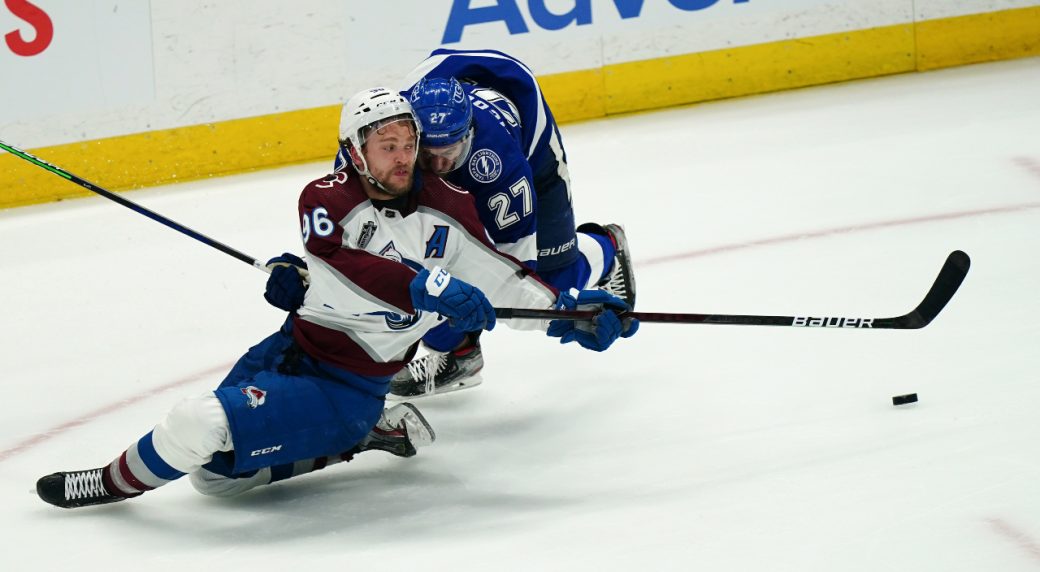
[1,140,969,329]
[496,250,970,329]
[0,139,271,273]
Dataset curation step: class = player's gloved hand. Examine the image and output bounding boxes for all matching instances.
[264,253,309,312]
[409,266,496,332]
[546,288,639,352]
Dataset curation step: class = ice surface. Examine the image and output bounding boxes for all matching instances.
[1,57,1038,571]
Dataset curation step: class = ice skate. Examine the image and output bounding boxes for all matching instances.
[579,222,637,309]
[388,334,483,400]
[36,468,126,509]
[358,403,436,458]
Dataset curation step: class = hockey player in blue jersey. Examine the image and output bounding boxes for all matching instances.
[35,87,637,509]
[268,49,637,400]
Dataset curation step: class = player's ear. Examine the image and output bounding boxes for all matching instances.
[347,144,364,166]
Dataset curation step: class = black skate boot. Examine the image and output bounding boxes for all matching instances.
[36,468,126,509]
[578,222,637,309]
[357,403,436,458]
[389,333,483,399]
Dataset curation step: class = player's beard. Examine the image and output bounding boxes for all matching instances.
[371,164,414,197]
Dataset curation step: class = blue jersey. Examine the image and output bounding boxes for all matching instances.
[437,84,538,266]
[402,49,577,272]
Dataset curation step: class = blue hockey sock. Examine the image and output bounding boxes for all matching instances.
[422,320,470,352]
[539,231,616,292]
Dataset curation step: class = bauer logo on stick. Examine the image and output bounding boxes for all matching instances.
[792,316,874,328]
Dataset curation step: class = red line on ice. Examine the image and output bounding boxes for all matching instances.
[0,363,231,464]
[1013,156,1040,182]
[639,202,1040,266]
[987,517,1040,563]
[5,194,1040,463]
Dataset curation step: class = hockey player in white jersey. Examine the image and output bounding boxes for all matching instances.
[265,49,637,400]
[35,87,637,509]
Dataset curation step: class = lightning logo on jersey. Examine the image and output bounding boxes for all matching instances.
[469,148,503,183]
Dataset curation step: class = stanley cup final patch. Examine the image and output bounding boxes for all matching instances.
[358,221,377,249]
[469,148,503,183]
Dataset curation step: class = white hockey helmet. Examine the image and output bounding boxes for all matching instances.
[338,87,421,190]
[338,87,421,151]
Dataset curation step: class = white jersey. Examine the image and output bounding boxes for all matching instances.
[290,168,557,376]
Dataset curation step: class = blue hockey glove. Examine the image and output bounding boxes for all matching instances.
[409,267,496,332]
[546,288,639,352]
[264,253,308,312]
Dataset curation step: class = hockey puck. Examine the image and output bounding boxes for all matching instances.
[892,393,918,406]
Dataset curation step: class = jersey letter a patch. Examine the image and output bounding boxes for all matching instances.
[425,225,450,259]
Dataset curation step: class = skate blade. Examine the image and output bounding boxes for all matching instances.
[386,374,484,401]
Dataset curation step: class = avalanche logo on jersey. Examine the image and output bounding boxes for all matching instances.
[241,386,267,409]
[383,310,423,331]
[469,148,503,183]
[380,241,403,262]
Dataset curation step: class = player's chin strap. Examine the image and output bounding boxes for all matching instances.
[352,151,386,192]
[353,146,419,195]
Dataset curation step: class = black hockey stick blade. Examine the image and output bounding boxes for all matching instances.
[874,249,970,329]
[496,250,970,330]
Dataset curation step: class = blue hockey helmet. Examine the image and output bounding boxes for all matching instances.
[408,77,474,174]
